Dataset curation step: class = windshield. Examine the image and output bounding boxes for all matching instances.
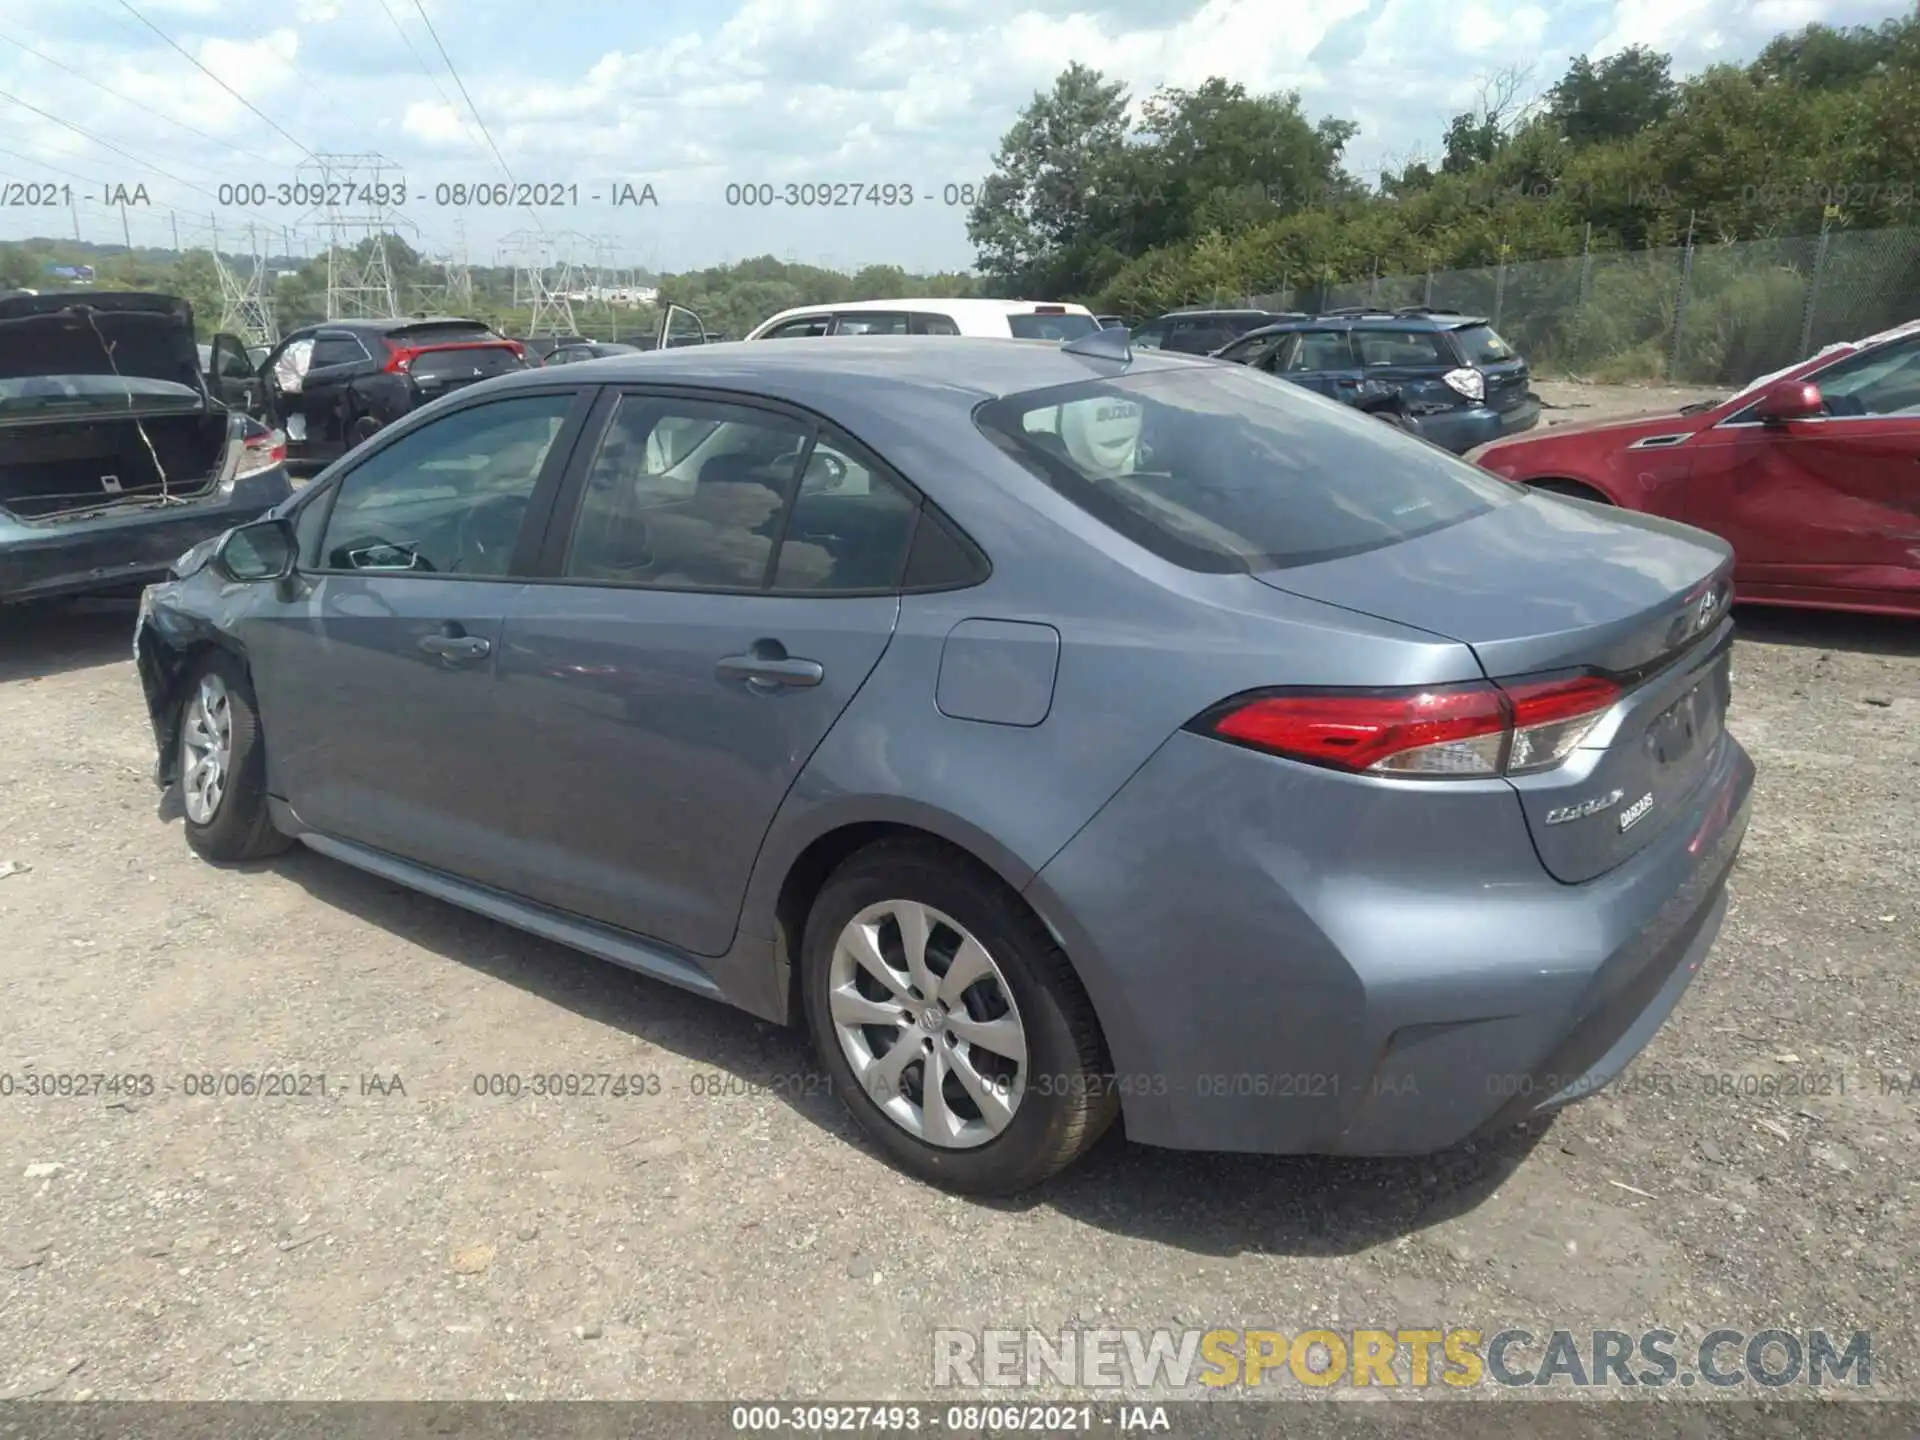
[1009,313,1097,340]
[0,374,204,415]
[976,363,1515,572]
[1454,325,1516,364]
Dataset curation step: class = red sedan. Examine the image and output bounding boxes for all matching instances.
[1470,322,1920,618]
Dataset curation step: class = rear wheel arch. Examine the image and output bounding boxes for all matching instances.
[770,820,1102,1036]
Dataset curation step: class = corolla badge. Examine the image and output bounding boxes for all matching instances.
[1544,789,1624,825]
[1618,791,1656,831]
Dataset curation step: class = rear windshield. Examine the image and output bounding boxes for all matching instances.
[390,323,501,346]
[1454,325,1516,364]
[974,364,1516,573]
[0,374,203,415]
[408,346,525,380]
[1008,312,1097,341]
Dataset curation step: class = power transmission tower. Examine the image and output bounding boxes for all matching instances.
[209,220,279,345]
[303,153,413,319]
[503,229,577,336]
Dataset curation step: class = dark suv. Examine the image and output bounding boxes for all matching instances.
[238,318,527,471]
[1131,308,1308,355]
[1211,307,1540,453]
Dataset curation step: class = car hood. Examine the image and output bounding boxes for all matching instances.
[0,291,206,393]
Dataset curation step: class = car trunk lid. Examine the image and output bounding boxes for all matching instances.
[1253,491,1736,882]
[0,291,208,397]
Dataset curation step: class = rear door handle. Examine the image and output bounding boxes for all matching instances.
[717,640,824,691]
[419,634,491,660]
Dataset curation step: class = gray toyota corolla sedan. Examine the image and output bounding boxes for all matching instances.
[133,332,1754,1195]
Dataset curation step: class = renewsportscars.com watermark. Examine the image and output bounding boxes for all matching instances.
[932,1327,1873,1390]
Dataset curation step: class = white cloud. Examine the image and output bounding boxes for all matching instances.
[0,0,1887,267]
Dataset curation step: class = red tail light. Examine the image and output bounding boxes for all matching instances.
[385,343,423,374]
[1197,674,1622,779]
[504,338,526,360]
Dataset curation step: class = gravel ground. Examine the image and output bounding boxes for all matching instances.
[0,382,1915,1404]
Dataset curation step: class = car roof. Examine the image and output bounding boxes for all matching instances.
[775,298,1092,318]
[1162,308,1297,319]
[1227,311,1492,344]
[476,334,1209,415]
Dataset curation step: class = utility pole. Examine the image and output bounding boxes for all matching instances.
[120,201,133,253]
[170,210,181,252]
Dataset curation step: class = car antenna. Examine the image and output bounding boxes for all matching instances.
[1061,326,1132,363]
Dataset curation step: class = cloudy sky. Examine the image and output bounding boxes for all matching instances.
[0,0,1900,274]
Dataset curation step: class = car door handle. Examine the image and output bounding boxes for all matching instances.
[717,641,824,691]
[419,634,491,660]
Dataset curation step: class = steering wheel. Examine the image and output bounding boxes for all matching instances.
[452,492,529,572]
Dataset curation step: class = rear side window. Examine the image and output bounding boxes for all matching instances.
[1281,332,1354,372]
[310,335,369,368]
[1008,312,1097,341]
[834,313,910,335]
[1353,330,1450,367]
[975,365,1515,573]
[1454,325,1516,364]
[910,312,961,335]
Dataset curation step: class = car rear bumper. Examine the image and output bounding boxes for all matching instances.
[1024,725,1754,1156]
[1414,397,1542,454]
[0,467,292,604]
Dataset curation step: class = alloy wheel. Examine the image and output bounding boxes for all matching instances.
[180,672,234,825]
[826,899,1029,1149]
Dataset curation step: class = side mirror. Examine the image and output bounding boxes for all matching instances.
[214,517,296,582]
[1756,380,1824,423]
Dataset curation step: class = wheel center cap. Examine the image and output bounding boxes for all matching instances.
[920,1004,945,1033]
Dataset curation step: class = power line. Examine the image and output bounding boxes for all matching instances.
[0,27,283,169]
[407,0,549,239]
[112,0,314,161]
[0,94,290,237]
[373,0,487,155]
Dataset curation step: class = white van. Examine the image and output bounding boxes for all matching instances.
[743,298,1099,341]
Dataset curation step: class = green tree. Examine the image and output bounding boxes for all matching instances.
[1548,46,1678,145]
[966,62,1132,297]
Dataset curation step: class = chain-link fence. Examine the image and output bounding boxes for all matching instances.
[1245,224,1920,385]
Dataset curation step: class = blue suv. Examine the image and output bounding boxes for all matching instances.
[1211,307,1541,453]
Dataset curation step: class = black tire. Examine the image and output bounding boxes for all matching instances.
[1528,478,1612,504]
[800,839,1117,1195]
[348,415,382,446]
[177,651,293,864]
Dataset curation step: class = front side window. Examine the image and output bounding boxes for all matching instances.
[314,393,574,576]
[976,364,1515,573]
[1807,336,1920,416]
